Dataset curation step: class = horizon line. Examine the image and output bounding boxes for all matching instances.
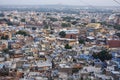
[0,4,120,7]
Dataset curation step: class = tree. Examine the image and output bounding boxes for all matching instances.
[62,16,75,22]
[79,39,85,44]
[115,33,120,37]
[7,21,13,26]
[14,16,18,19]
[2,48,9,54]
[72,21,78,25]
[72,68,79,74]
[16,30,28,36]
[0,66,9,76]
[59,31,66,38]
[32,27,36,30]
[0,13,4,17]
[61,23,71,27]
[47,13,51,15]
[91,19,96,23]
[43,20,49,29]
[44,25,49,29]
[48,17,58,22]
[92,49,112,62]
[21,18,26,22]
[114,25,120,30]
[50,31,54,34]
[1,35,9,40]
[65,44,72,49]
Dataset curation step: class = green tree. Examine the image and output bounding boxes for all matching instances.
[59,31,66,38]
[21,18,26,22]
[43,20,49,29]
[62,16,75,22]
[7,21,13,26]
[48,17,58,22]
[114,25,120,30]
[115,33,120,37]
[79,39,85,44]
[1,35,9,40]
[65,44,72,49]
[44,25,49,29]
[47,13,51,15]
[0,66,9,76]
[72,21,78,25]
[14,16,18,19]
[61,23,71,27]
[2,48,9,54]
[92,49,112,62]
[0,13,4,17]
[16,30,28,36]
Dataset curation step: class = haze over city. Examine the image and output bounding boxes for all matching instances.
[0,0,120,6]
[0,0,120,80]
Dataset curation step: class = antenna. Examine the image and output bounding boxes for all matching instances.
[113,0,120,6]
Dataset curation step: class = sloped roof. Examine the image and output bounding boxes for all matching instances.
[108,40,120,48]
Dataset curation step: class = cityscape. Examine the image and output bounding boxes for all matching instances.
[0,0,120,80]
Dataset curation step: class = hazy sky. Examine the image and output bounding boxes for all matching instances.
[0,0,120,6]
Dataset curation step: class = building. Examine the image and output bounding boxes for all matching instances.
[62,29,79,39]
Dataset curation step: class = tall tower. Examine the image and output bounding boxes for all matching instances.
[76,35,79,45]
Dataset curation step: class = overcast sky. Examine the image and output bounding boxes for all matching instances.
[0,0,119,6]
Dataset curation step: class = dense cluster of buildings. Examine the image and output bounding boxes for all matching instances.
[0,9,119,80]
